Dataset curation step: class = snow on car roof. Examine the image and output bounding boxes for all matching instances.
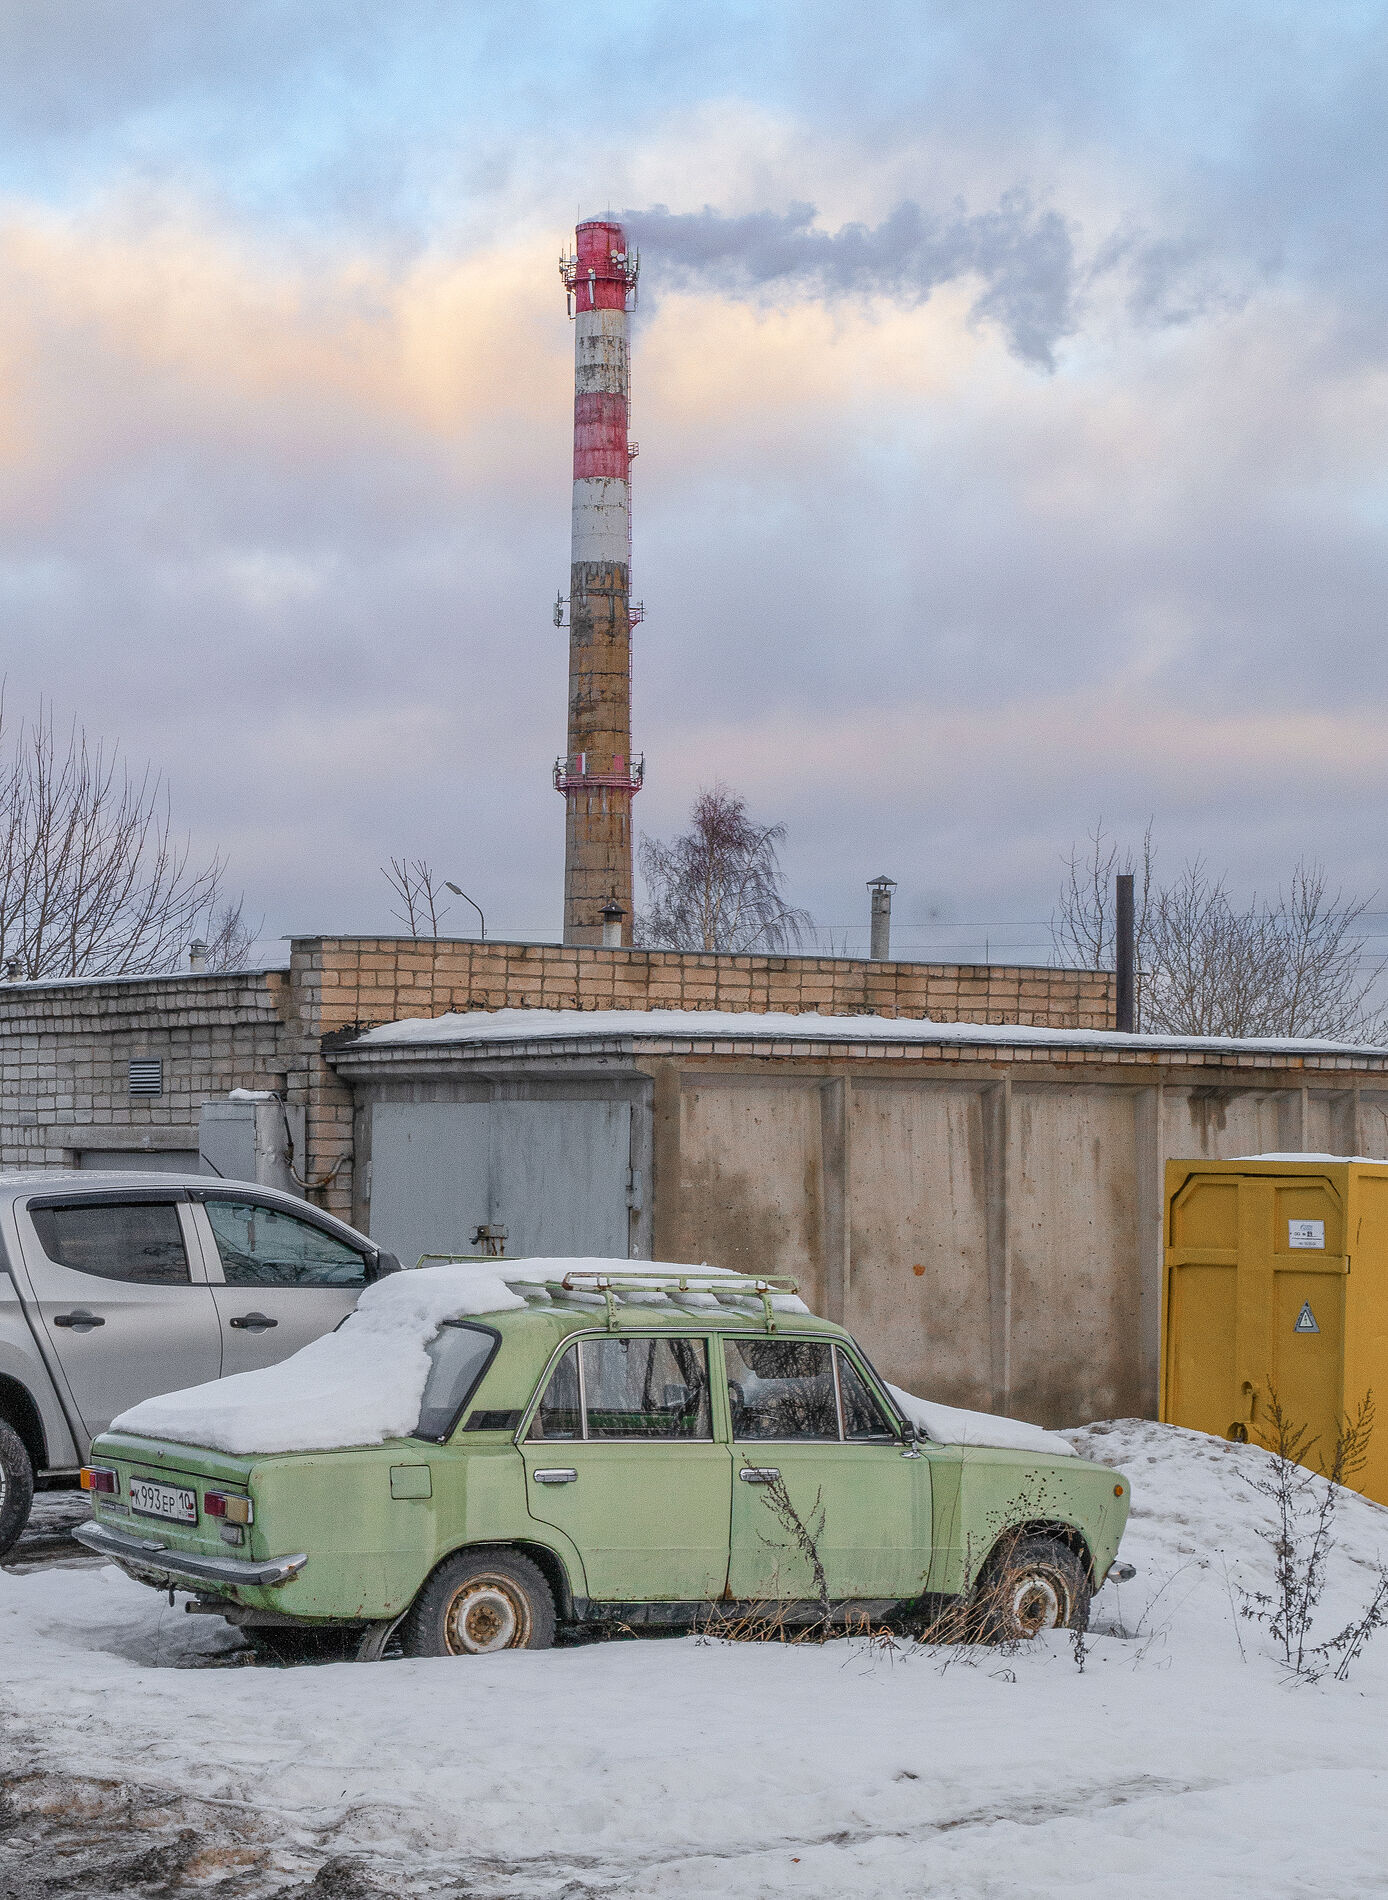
[109,1256,1078,1461]
[109,1258,750,1456]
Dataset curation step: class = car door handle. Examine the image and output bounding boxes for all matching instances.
[53,1310,104,1332]
[532,1468,578,1484]
[739,1467,780,1484]
[229,1313,278,1332]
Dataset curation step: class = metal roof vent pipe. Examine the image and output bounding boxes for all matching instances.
[600,898,626,949]
[188,939,208,974]
[1115,873,1135,1032]
[867,876,896,960]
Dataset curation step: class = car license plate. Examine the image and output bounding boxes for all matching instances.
[129,1478,197,1524]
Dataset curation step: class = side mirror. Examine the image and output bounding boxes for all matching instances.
[365,1250,403,1282]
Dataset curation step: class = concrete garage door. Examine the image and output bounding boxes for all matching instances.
[367,1099,632,1269]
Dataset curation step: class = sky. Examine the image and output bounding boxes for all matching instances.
[1,0,1386,961]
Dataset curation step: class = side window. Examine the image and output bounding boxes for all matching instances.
[204,1199,367,1288]
[836,1348,896,1441]
[30,1202,190,1287]
[413,1323,499,1441]
[724,1338,839,1440]
[582,1337,712,1440]
[529,1345,582,1440]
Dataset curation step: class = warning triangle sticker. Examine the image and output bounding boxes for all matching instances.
[1294,1301,1320,1335]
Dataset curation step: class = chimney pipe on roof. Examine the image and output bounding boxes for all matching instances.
[868,876,896,961]
[600,898,626,949]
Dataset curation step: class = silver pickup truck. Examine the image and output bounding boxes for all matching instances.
[0,1171,399,1558]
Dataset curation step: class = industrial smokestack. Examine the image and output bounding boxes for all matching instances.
[554,219,642,946]
[867,876,896,960]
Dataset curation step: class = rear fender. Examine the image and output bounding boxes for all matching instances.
[0,1334,78,1471]
[413,1538,580,1625]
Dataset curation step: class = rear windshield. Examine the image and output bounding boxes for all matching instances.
[413,1322,500,1441]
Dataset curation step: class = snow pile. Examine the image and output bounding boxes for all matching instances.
[111,1261,528,1454]
[109,1256,717,1455]
[890,1384,1076,1456]
[7,1420,1388,1898]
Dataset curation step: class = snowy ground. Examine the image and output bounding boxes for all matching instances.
[3,1423,1388,1898]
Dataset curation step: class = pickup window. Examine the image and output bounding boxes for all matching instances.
[30,1202,190,1286]
[204,1199,367,1288]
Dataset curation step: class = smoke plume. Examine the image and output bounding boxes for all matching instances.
[622,195,1077,370]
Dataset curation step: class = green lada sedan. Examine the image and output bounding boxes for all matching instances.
[75,1260,1132,1658]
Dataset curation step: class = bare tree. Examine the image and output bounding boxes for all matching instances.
[381,858,451,938]
[1051,818,1155,973]
[1052,825,1386,1040]
[0,703,251,979]
[636,784,812,953]
[198,898,256,973]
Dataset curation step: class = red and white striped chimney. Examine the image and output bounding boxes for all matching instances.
[554,219,642,947]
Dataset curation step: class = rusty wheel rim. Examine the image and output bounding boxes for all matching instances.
[444,1576,531,1655]
[1006,1569,1067,1637]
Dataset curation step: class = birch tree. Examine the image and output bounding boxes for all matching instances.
[637,785,812,953]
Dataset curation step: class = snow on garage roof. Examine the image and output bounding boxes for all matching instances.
[345,1006,1388,1061]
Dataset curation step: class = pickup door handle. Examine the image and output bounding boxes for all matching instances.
[739,1467,780,1484]
[532,1468,578,1485]
[53,1310,104,1332]
[229,1313,278,1332]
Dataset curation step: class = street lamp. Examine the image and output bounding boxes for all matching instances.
[444,882,486,940]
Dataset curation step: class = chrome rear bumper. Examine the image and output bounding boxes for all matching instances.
[74,1519,306,1590]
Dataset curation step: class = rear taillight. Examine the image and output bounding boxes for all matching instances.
[203,1491,252,1525]
[79,1467,118,1495]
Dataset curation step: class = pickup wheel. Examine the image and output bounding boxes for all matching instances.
[979,1533,1091,1640]
[402,1550,556,1658]
[0,1419,35,1561]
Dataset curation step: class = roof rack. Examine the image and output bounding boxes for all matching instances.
[555,1268,800,1332]
[408,1257,801,1331]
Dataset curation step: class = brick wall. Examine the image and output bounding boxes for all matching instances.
[0,971,291,1171]
[301,937,1114,1037]
[0,942,1114,1221]
[284,939,1114,1218]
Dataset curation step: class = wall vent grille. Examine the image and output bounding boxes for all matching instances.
[128,1059,163,1098]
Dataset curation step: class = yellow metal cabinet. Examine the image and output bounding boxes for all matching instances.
[1162,1158,1388,1504]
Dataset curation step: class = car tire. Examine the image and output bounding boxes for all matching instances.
[978,1533,1091,1640]
[402,1549,557,1658]
[0,1419,36,1562]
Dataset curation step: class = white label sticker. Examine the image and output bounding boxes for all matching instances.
[1294,1301,1321,1335]
[1288,1219,1325,1250]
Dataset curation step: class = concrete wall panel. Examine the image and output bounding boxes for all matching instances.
[1008,1084,1143,1426]
[1355,1094,1388,1159]
[846,1082,993,1410]
[1160,1088,1286,1161]
[678,1080,826,1310]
